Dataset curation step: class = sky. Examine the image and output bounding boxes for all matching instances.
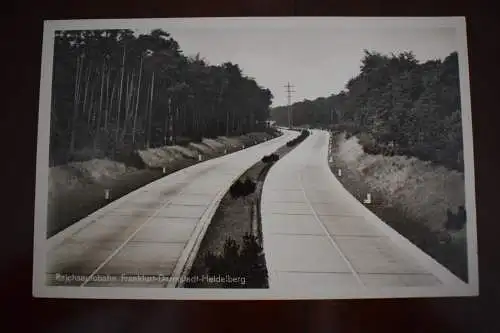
[130,18,459,107]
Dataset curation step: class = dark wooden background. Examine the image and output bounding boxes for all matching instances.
[2,1,499,332]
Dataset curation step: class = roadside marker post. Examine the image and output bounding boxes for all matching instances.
[363,193,372,204]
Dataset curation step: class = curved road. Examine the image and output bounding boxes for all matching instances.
[45,130,298,287]
[261,129,467,297]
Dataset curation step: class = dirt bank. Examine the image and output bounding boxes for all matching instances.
[329,132,468,281]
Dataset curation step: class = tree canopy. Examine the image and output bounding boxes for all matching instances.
[50,29,274,166]
[271,50,463,171]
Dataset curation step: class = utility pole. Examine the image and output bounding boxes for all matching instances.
[284,82,295,128]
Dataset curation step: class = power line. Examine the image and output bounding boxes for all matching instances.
[284,82,295,128]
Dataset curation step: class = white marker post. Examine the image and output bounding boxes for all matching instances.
[224,149,227,154]
[363,193,372,204]
[198,154,202,161]
[338,169,342,177]
[104,189,110,200]
[162,167,166,174]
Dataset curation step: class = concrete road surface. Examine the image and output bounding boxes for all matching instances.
[46,130,298,287]
[261,129,467,294]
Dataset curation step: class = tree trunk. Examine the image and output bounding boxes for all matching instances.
[144,82,150,149]
[69,54,83,154]
[193,105,199,137]
[121,71,133,142]
[192,108,197,137]
[200,102,205,138]
[164,97,171,145]
[94,60,106,153]
[87,78,96,125]
[225,108,230,137]
[104,59,111,131]
[183,105,187,135]
[146,72,155,149]
[82,61,92,120]
[115,44,126,145]
[88,85,96,134]
[173,106,179,145]
[108,76,117,128]
[124,72,131,121]
[132,56,143,145]
[232,112,237,136]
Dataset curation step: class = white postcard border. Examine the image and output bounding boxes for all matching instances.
[32,16,479,300]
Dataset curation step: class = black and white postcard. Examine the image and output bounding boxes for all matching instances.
[32,17,478,299]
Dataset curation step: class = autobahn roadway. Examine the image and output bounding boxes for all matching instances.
[260,129,468,298]
[45,129,299,288]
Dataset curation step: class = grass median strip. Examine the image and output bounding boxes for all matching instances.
[185,130,311,288]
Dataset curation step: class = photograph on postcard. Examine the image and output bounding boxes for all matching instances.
[32,17,478,299]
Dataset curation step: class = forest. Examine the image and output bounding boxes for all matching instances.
[49,29,273,166]
[271,50,464,172]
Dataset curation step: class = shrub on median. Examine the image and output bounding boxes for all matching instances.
[203,233,268,288]
[261,153,279,164]
[229,178,257,198]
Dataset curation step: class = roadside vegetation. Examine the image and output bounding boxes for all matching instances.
[272,50,468,281]
[272,50,463,172]
[51,29,274,166]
